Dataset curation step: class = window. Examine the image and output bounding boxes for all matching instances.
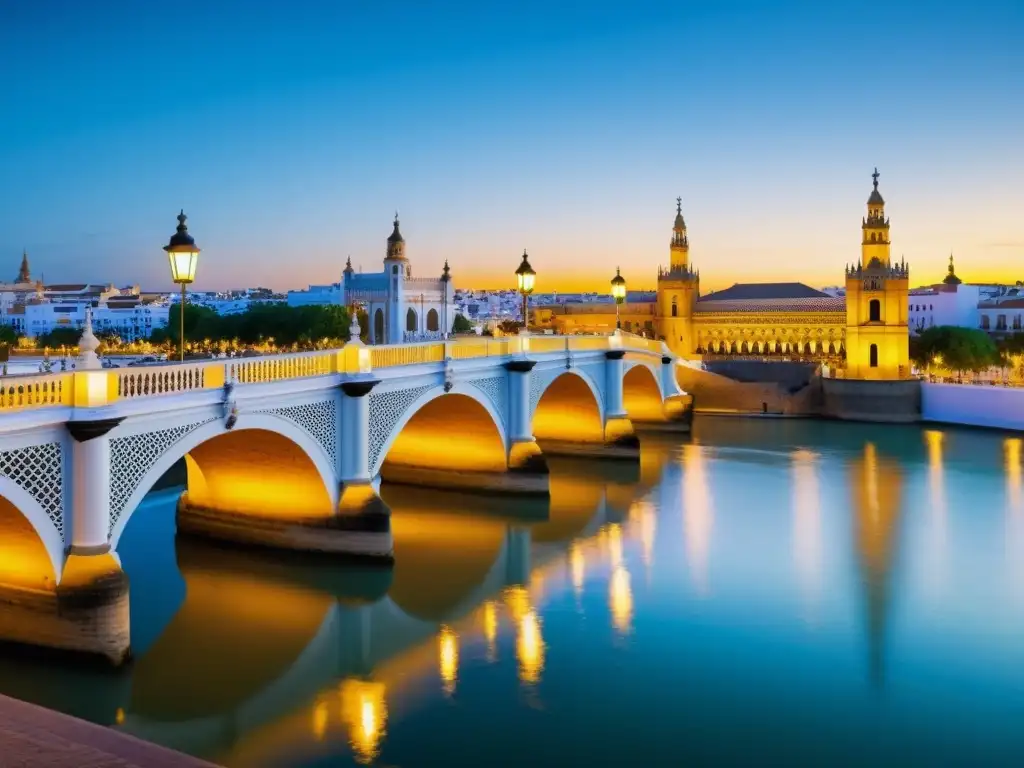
[869,299,881,322]
[869,344,878,368]
[997,314,1008,331]
[374,308,384,340]
[981,315,991,330]
[392,265,398,275]
[671,296,678,317]
[426,308,439,332]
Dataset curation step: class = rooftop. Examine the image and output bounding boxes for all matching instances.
[695,296,846,314]
[699,282,832,302]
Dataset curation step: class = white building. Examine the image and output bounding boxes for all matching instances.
[288,215,457,343]
[907,257,982,335]
[20,298,168,341]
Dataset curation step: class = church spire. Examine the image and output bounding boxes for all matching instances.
[386,211,407,261]
[943,252,962,286]
[861,167,891,266]
[16,250,30,283]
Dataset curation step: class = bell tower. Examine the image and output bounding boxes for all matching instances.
[383,213,408,344]
[656,197,699,357]
[844,169,910,380]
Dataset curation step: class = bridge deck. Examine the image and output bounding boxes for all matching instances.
[0,694,216,768]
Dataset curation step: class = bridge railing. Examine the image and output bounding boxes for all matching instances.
[227,350,335,384]
[0,332,673,413]
[114,361,216,399]
[0,372,73,412]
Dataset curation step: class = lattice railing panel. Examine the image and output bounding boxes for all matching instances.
[0,442,64,541]
[256,399,338,465]
[367,385,433,473]
[108,419,216,534]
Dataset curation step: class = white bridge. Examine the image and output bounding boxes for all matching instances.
[0,331,689,663]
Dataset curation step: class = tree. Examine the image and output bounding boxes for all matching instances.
[451,314,473,334]
[36,327,83,349]
[912,325,999,377]
[0,326,17,346]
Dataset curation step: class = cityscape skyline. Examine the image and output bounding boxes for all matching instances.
[1,1,1022,292]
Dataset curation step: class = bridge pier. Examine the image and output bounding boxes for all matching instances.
[534,351,640,461]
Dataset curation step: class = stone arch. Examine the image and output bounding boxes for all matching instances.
[623,364,664,422]
[426,308,439,332]
[111,415,339,550]
[405,308,417,333]
[533,369,605,443]
[373,385,509,479]
[373,309,384,342]
[0,479,63,587]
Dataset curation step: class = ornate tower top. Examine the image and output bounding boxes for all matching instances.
[343,256,354,276]
[672,196,689,249]
[441,259,451,283]
[943,253,962,285]
[386,212,407,261]
[868,168,885,206]
[16,250,30,283]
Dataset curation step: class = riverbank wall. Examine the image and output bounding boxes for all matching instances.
[922,382,1024,431]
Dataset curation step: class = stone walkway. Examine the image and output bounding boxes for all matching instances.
[0,695,217,767]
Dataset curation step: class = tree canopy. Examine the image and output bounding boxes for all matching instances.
[911,325,999,374]
[451,313,473,334]
[149,303,367,348]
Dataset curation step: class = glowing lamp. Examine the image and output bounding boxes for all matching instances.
[610,267,626,303]
[515,249,536,329]
[610,267,627,329]
[163,210,201,361]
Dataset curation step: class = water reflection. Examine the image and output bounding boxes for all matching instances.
[791,449,822,617]
[4,419,1024,765]
[682,442,714,594]
[339,679,387,764]
[850,442,903,686]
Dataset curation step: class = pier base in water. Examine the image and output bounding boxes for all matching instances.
[0,553,130,666]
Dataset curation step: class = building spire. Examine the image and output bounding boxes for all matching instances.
[943,252,962,286]
[872,167,880,188]
[16,249,30,283]
[386,211,407,260]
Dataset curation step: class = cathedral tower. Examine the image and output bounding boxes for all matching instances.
[383,213,408,344]
[656,198,699,357]
[16,250,30,284]
[844,170,910,379]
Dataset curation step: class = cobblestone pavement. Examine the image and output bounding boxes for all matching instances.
[0,695,217,767]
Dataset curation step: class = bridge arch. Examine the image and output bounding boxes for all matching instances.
[111,414,338,550]
[532,369,605,443]
[373,385,509,479]
[622,363,665,422]
[0,479,63,587]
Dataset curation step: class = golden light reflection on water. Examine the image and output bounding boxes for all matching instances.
[609,566,633,635]
[635,500,656,572]
[483,600,498,661]
[438,626,458,695]
[339,679,387,764]
[570,542,585,597]
[517,610,545,685]
[504,585,530,622]
[925,430,947,516]
[791,449,822,614]
[864,442,880,520]
[312,699,328,742]
[682,442,714,594]
[608,523,623,569]
[1005,438,1022,515]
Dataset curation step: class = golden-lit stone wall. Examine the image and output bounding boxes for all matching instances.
[690,312,847,358]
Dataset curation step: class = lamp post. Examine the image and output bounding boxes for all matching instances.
[441,259,451,339]
[163,210,200,362]
[610,266,626,330]
[515,249,536,330]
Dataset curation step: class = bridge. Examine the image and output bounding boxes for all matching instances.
[0,329,690,663]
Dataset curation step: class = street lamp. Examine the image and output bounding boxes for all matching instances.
[515,249,536,329]
[163,210,200,362]
[610,266,626,330]
[441,259,451,339]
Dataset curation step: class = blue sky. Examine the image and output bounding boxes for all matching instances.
[1,0,1022,291]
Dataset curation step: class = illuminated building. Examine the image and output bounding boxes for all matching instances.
[288,214,457,343]
[535,171,912,380]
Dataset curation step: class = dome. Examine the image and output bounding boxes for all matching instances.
[387,214,404,244]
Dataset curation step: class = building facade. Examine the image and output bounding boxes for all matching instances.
[536,171,912,380]
[287,215,457,344]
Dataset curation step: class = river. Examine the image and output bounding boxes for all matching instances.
[1,416,1023,766]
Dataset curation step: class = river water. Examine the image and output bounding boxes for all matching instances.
[1,416,1023,766]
